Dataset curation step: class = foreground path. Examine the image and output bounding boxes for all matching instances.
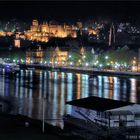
[0,113,82,140]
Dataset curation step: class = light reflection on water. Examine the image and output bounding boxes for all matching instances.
[0,70,139,128]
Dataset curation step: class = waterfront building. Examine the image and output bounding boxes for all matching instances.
[51,47,68,66]
[131,57,137,72]
[65,96,135,129]
[105,104,140,127]
[26,44,69,65]
[138,48,140,72]
[26,45,45,64]
[64,96,140,139]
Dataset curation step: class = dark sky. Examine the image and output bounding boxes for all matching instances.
[0,1,140,23]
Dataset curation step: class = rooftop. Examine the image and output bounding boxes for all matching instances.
[66,96,134,112]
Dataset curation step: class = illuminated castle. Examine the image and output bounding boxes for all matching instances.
[25,20,77,42]
[14,27,20,48]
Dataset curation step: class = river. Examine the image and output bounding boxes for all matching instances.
[0,69,140,128]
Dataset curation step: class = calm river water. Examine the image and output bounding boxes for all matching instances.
[0,69,140,128]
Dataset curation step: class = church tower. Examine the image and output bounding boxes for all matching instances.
[109,23,115,48]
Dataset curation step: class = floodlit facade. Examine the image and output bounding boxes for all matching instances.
[25,20,77,42]
[26,45,68,65]
[26,45,45,64]
[51,47,68,66]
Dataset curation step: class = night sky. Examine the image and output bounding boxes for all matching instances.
[0,1,140,23]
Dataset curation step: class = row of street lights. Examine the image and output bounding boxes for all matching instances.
[7,55,139,72]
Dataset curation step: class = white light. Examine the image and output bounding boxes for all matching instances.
[114,65,118,69]
[105,56,109,59]
[99,64,103,67]
[83,55,86,59]
[85,63,89,66]
[132,66,137,71]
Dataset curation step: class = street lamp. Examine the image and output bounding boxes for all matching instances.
[83,55,86,59]
[105,56,109,69]
[105,56,109,60]
[85,62,89,67]
[99,64,103,68]
[70,62,73,66]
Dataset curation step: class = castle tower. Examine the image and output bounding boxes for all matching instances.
[30,19,39,32]
[14,38,20,48]
[14,27,20,48]
[32,19,39,26]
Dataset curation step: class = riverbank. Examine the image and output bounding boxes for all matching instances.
[0,113,83,140]
[20,64,140,77]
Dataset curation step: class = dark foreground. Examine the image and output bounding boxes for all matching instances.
[0,113,82,140]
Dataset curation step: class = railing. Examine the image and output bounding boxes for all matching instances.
[75,110,108,130]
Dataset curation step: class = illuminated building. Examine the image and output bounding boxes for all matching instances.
[76,22,83,29]
[88,27,97,35]
[26,45,68,65]
[26,45,45,64]
[25,20,77,42]
[138,48,140,72]
[30,19,39,32]
[14,32,20,48]
[14,39,20,48]
[131,57,137,72]
[51,47,68,66]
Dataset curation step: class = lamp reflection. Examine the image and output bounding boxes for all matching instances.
[81,74,89,98]
[76,73,81,99]
[97,76,102,97]
[130,78,137,103]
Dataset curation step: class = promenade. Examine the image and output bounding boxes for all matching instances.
[23,64,140,77]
